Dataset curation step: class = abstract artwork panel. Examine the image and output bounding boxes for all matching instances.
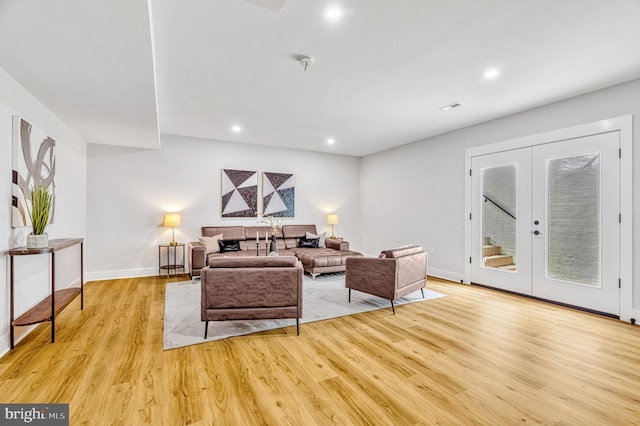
[221,169,258,217]
[12,116,56,227]
[263,172,294,217]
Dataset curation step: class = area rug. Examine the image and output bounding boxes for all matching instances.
[163,273,445,350]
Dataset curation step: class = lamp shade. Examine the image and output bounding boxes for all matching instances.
[327,214,339,225]
[163,213,181,227]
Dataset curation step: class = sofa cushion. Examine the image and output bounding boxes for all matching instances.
[299,237,319,248]
[294,247,363,268]
[208,250,297,263]
[244,225,272,241]
[284,238,298,249]
[199,234,223,254]
[208,256,298,268]
[305,231,326,248]
[219,240,241,252]
[383,245,424,258]
[203,226,246,240]
[282,224,317,239]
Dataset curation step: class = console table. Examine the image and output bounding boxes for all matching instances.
[8,238,84,349]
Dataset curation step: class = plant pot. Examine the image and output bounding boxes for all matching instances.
[27,232,49,249]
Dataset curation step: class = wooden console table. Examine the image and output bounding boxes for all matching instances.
[8,238,84,349]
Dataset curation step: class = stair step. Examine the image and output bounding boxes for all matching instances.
[498,264,517,271]
[484,255,513,267]
[483,245,502,256]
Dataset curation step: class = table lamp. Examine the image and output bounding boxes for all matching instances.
[163,213,181,246]
[327,214,339,239]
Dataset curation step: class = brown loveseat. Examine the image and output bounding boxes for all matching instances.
[201,256,303,337]
[188,224,363,278]
[345,245,427,314]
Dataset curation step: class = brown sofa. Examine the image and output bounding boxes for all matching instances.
[345,245,427,314]
[188,224,363,278]
[201,256,303,337]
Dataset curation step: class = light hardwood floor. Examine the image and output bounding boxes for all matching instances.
[1,275,639,425]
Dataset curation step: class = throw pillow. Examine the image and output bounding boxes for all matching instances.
[218,240,241,252]
[298,237,319,248]
[199,234,223,254]
[305,231,326,248]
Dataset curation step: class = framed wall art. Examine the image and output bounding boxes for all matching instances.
[263,172,294,217]
[221,169,258,217]
[12,116,56,227]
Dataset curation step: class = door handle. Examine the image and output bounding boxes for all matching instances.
[533,230,541,236]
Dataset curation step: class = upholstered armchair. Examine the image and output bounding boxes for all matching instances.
[345,246,427,314]
[201,256,303,337]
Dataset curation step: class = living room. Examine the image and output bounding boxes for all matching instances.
[1,1,640,424]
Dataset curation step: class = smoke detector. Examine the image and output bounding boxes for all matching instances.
[299,56,315,71]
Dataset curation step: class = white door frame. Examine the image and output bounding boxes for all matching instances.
[464,115,634,322]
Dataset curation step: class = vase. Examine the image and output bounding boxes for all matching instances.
[27,232,49,249]
[269,234,278,254]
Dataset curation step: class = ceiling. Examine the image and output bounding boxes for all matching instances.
[1,0,639,157]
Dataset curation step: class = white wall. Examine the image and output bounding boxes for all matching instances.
[86,134,361,280]
[0,66,87,355]
[361,78,639,303]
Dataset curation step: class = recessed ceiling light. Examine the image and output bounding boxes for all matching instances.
[439,102,461,111]
[484,68,500,80]
[231,125,242,133]
[327,138,336,145]
[324,6,344,21]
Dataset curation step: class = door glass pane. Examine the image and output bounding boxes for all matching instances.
[547,153,600,286]
[482,164,517,271]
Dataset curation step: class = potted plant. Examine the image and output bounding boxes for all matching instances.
[25,185,53,249]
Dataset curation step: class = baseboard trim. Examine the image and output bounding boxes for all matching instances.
[86,267,158,282]
[427,268,464,284]
[86,266,191,282]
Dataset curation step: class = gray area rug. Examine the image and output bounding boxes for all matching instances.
[163,273,445,350]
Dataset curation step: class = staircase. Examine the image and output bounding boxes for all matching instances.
[482,237,517,271]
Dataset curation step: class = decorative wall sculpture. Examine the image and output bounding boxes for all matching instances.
[12,116,56,227]
[221,169,258,217]
[263,172,294,217]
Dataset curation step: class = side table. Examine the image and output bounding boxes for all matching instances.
[158,243,185,277]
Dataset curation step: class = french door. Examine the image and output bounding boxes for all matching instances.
[470,131,620,315]
[470,149,532,294]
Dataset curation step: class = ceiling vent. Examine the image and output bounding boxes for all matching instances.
[439,102,461,111]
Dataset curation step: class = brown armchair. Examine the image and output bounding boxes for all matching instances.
[345,246,427,314]
[201,256,303,338]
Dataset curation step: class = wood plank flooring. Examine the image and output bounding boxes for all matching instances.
[1,275,639,425]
